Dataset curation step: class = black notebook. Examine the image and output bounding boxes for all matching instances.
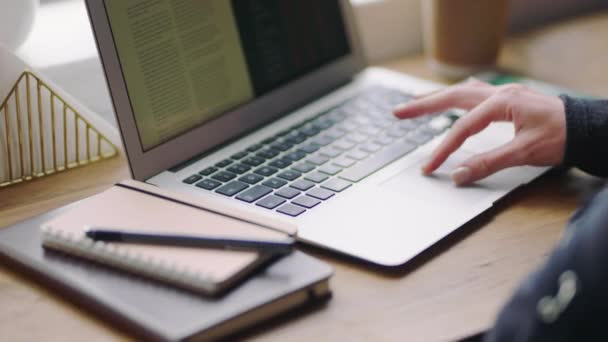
[0,204,332,341]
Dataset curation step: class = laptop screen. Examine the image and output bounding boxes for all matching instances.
[105,0,350,151]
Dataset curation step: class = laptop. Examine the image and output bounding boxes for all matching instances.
[85,0,546,266]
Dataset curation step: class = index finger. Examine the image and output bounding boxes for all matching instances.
[422,96,509,174]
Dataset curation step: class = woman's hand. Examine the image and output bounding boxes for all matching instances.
[393,79,567,186]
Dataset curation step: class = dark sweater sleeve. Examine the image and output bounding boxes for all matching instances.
[561,95,608,176]
[484,186,608,342]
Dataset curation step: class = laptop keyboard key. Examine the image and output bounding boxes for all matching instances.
[300,142,321,153]
[372,120,392,129]
[231,151,248,160]
[212,171,237,182]
[307,187,335,200]
[292,196,321,209]
[407,131,433,145]
[318,164,342,175]
[353,115,372,125]
[236,185,273,203]
[254,166,278,177]
[257,148,280,159]
[196,178,222,190]
[304,172,329,183]
[312,135,334,146]
[183,174,202,184]
[333,156,357,168]
[290,179,315,191]
[199,166,218,176]
[285,150,307,162]
[333,140,356,151]
[422,116,452,134]
[374,136,395,146]
[328,110,347,122]
[299,126,320,137]
[387,127,408,138]
[307,155,329,166]
[358,126,382,136]
[338,121,359,132]
[256,195,286,209]
[215,159,233,168]
[313,118,334,130]
[398,120,418,130]
[293,162,315,173]
[360,142,383,153]
[277,203,306,217]
[246,143,264,152]
[346,150,369,160]
[413,116,432,124]
[277,170,301,181]
[269,158,292,169]
[239,173,264,184]
[340,141,417,182]
[346,133,368,144]
[242,156,265,167]
[321,178,352,192]
[227,164,251,174]
[215,181,249,196]
[262,178,287,189]
[270,142,293,152]
[275,187,301,199]
[325,128,347,139]
[319,147,342,158]
[285,134,307,145]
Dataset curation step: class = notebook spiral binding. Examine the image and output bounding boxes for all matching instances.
[41,226,216,294]
[0,71,119,188]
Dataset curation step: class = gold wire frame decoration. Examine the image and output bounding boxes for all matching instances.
[0,71,118,188]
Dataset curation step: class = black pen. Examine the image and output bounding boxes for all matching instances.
[85,228,295,255]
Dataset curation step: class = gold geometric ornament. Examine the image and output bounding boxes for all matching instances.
[0,71,119,187]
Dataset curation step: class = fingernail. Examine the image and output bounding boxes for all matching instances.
[393,103,409,116]
[421,163,432,175]
[451,166,471,185]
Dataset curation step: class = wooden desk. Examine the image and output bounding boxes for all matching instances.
[1,12,607,342]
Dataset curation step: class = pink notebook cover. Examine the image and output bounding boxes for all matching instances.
[41,180,290,295]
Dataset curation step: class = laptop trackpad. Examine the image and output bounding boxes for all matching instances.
[379,149,522,210]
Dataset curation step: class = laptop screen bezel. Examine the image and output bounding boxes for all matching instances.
[86,0,366,181]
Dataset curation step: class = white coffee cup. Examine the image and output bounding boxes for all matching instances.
[0,0,39,51]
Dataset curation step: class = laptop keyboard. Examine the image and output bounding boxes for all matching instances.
[181,87,454,217]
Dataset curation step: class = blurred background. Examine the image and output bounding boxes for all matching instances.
[354,0,608,62]
[7,0,608,127]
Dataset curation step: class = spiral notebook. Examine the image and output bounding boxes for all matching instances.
[40,180,293,296]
